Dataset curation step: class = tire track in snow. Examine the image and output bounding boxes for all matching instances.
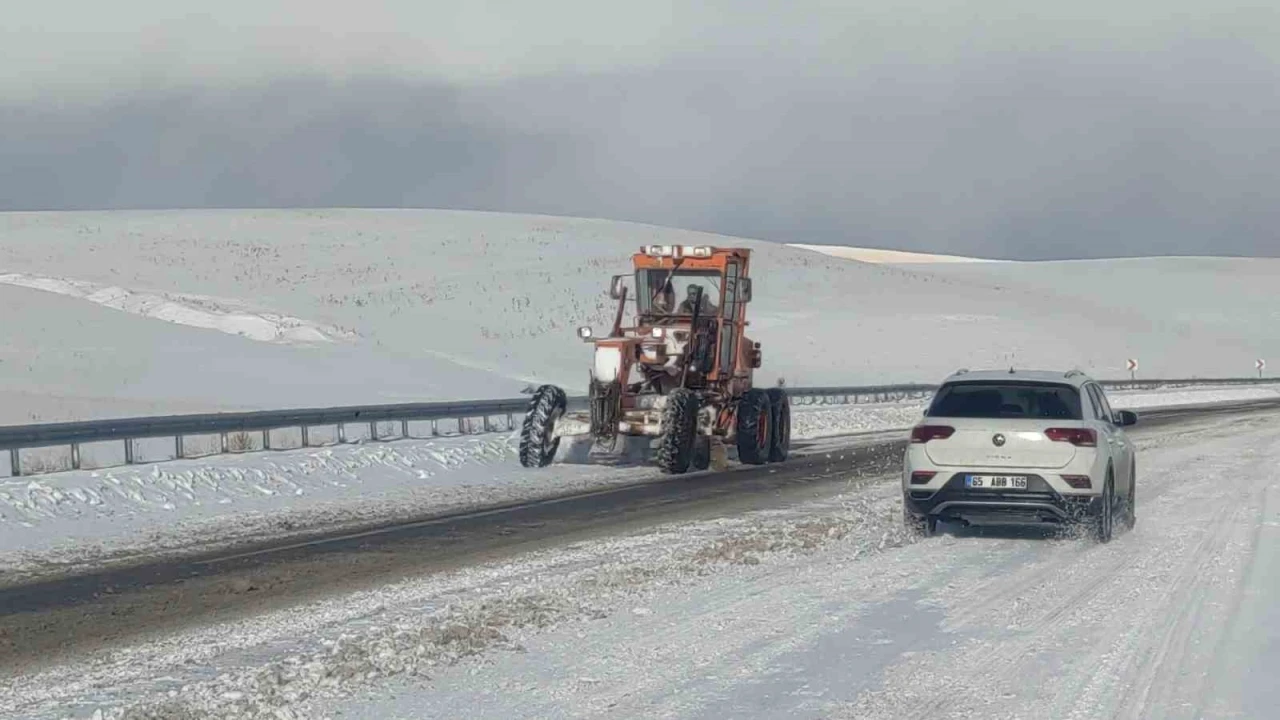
[1105,456,1267,720]
[838,420,1275,720]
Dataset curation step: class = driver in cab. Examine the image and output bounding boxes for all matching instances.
[677,284,716,316]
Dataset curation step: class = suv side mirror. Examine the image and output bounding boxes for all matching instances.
[1115,410,1138,427]
[739,277,752,302]
[609,274,626,300]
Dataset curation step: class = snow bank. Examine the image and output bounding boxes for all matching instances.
[1108,385,1280,409]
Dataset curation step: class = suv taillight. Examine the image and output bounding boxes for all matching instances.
[911,425,955,443]
[1062,475,1092,489]
[1045,428,1097,447]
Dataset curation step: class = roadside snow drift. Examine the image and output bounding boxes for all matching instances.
[2,209,1280,423]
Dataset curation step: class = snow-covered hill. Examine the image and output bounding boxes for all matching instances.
[2,209,1278,423]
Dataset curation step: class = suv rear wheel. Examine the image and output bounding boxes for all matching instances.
[1092,471,1115,543]
[904,507,937,537]
[1122,460,1137,530]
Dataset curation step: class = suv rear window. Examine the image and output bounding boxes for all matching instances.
[926,381,1083,420]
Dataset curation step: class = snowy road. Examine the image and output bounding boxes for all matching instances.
[337,411,1280,720]
[3,405,1279,719]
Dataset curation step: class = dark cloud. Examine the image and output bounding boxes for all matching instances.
[3,43,1279,259]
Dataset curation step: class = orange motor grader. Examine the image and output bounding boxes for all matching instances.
[518,244,790,474]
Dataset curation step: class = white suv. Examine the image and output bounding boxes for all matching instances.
[903,369,1137,542]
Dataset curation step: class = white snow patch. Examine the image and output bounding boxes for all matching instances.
[788,243,998,264]
[1109,385,1280,408]
[0,271,337,344]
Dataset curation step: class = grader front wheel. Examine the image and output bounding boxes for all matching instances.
[519,385,567,468]
[656,388,699,474]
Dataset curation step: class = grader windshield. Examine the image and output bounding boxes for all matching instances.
[636,269,723,316]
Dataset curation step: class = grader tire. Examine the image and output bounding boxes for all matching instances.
[656,389,699,474]
[736,389,772,466]
[519,385,567,468]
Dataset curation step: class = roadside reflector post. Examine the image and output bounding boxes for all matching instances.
[431,419,439,437]
[71,443,81,470]
[262,429,271,450]
[10,449,20,477]
[458,417,466,434]
[176,435,184,459]
[338,423,347,444]
[483,415,492,433]
[219,433,228,453]
[507,413,515,430]
[125,438,135,465]
[401,420,409,439]
[301,425,310,447]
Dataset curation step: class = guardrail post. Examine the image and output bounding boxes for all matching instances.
[458,417,466,435]
[125,438,135,465]
[483,415,492,433]
[431,420,438,437]
[507,413,514,430]
[370,421,378,441]
[10,449,20,477]
[71,444,81,470]
[220,433,229,453]
[262,430,271,450]
[301,425,310,447]
[401,420,409,439]
[176,435,184,459]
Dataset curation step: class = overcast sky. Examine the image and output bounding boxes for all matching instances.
[3,1,1280,259]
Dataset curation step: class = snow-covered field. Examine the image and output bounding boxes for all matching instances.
[2,209,1280,424]
[5,406,1278,719]
[3,208,1280,719]
[2,384,1271,588]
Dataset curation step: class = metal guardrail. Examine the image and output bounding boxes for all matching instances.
[2,377,1277,477]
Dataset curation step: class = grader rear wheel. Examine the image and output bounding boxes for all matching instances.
[736,389,772,465]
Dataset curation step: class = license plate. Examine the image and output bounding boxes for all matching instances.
[966,475,1028,490]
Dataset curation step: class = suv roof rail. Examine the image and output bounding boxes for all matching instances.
[953,368,969,376]
[1064,369,1086,379]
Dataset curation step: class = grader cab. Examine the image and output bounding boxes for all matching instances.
[519,245,790,474]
